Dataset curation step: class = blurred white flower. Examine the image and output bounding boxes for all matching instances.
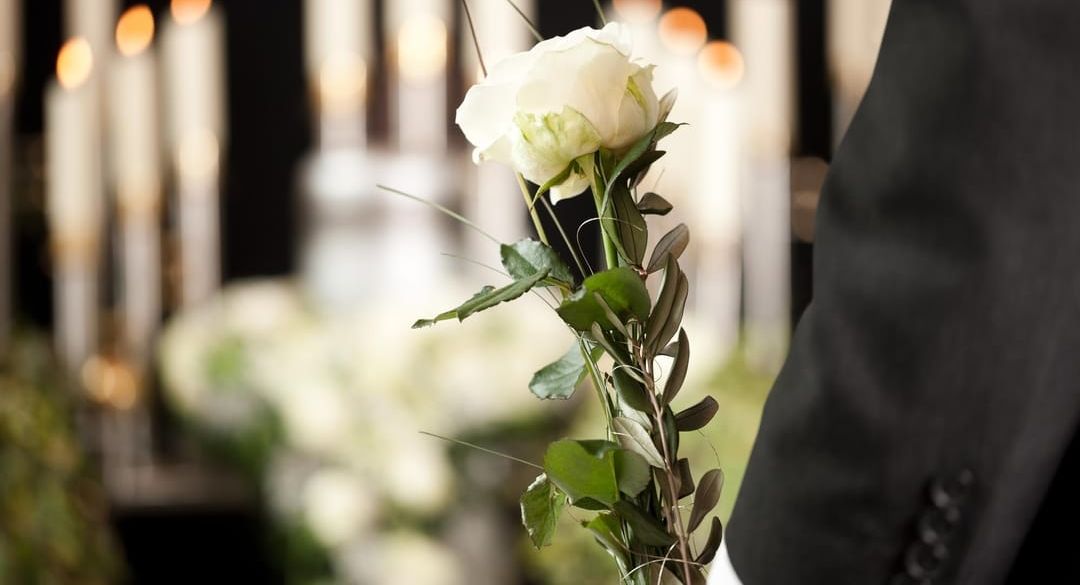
[302,468,379,547]
[456,22,664,203]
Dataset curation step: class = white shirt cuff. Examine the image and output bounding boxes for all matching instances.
[706,541,744,585]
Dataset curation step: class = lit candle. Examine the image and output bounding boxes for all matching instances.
[64,0,118,64]
[730,0,795,373]
[109,5,162,368]
[386,0,451,154]
[304,0,372,150]
[827,0,891,148]
[0,0,18,350]
[611,0,663,65]
[162,0,226,307]
[693,41,744,360]
[654,7,708,209]
[46,38,104,379]
[461,0,535,268]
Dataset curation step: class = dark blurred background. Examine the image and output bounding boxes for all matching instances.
[0,1,890,583]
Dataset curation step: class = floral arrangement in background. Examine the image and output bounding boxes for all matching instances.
[395,8,728,583]
[0,333,123,584]
[159,279,574,584]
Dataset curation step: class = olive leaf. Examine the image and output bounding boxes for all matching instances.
[687,468,724,533]
[645,256,688,352]
[638,192,673,216]
[676,458,695,499]
[662,329,690,406]
[646,223,690,274]
[613,417,665,468]
[520,474,566,549]
[613,500,677,547]
[696,517,724,565]
[675,396,719,432]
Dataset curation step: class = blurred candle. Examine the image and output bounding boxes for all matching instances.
[162,0,226,307]
[827,0,891,148]
[64,0,117,65]
[304,0,371,150]
[694,41,744,359]
[0,0,17,350]
[654,7,708,209]
[109,5,162,367]
[46,37,104,379]
[386,0,450,153]
[611,0,663,64]
[460,0,535,268]
[730,0,795,373]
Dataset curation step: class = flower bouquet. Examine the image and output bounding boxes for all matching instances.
[394,7,723,585]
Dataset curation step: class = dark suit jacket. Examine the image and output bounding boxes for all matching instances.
[726,1,1080,583]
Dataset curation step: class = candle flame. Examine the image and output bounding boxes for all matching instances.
[56,38,93,90]
[81,355,139,410]
[658,8,708,57]
[116,6,155,57]
[397,14,448,83]
[612,0,661,24]
[698,41,745,90]
[172,0,212,26]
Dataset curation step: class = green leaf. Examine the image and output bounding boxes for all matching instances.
[646,224,690,274]
[412,269,549,328]
[687,469,724,533]
[661,406,680,461]
[611,183,648,265]
[588,323,632,366]
[652,121,682,144]
[557,267,650,332]
[625,150,666,187]
[543,439,620,506]
[520,474,566,549]
[613,368,652,415]
[529,343,602,400]
[613,417,665,468]
[532,164,574,208]
[696,517,723,565]
[614,450,651,497]
[501,239,574,285]
[613,500,676,548]
[592,293,629,338]
[584,513,630,574]
[675,396,719,432]
[638,192,673,216]
[662,329,690,406]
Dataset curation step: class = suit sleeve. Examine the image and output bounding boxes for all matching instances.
[726,1,1080,583]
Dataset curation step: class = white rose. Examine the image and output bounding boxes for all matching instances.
[456,23,662,203]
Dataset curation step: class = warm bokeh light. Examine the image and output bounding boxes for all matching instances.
[177,128,220,181]
[171,0,212,26]
[658,7,708,57]
[698,41,745,90]
[82,355,139,410]
[397,14,448,83]
[56,37,93,90]
[319,52,367,112]
[612,0,662,24]
[116,6,155,57]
